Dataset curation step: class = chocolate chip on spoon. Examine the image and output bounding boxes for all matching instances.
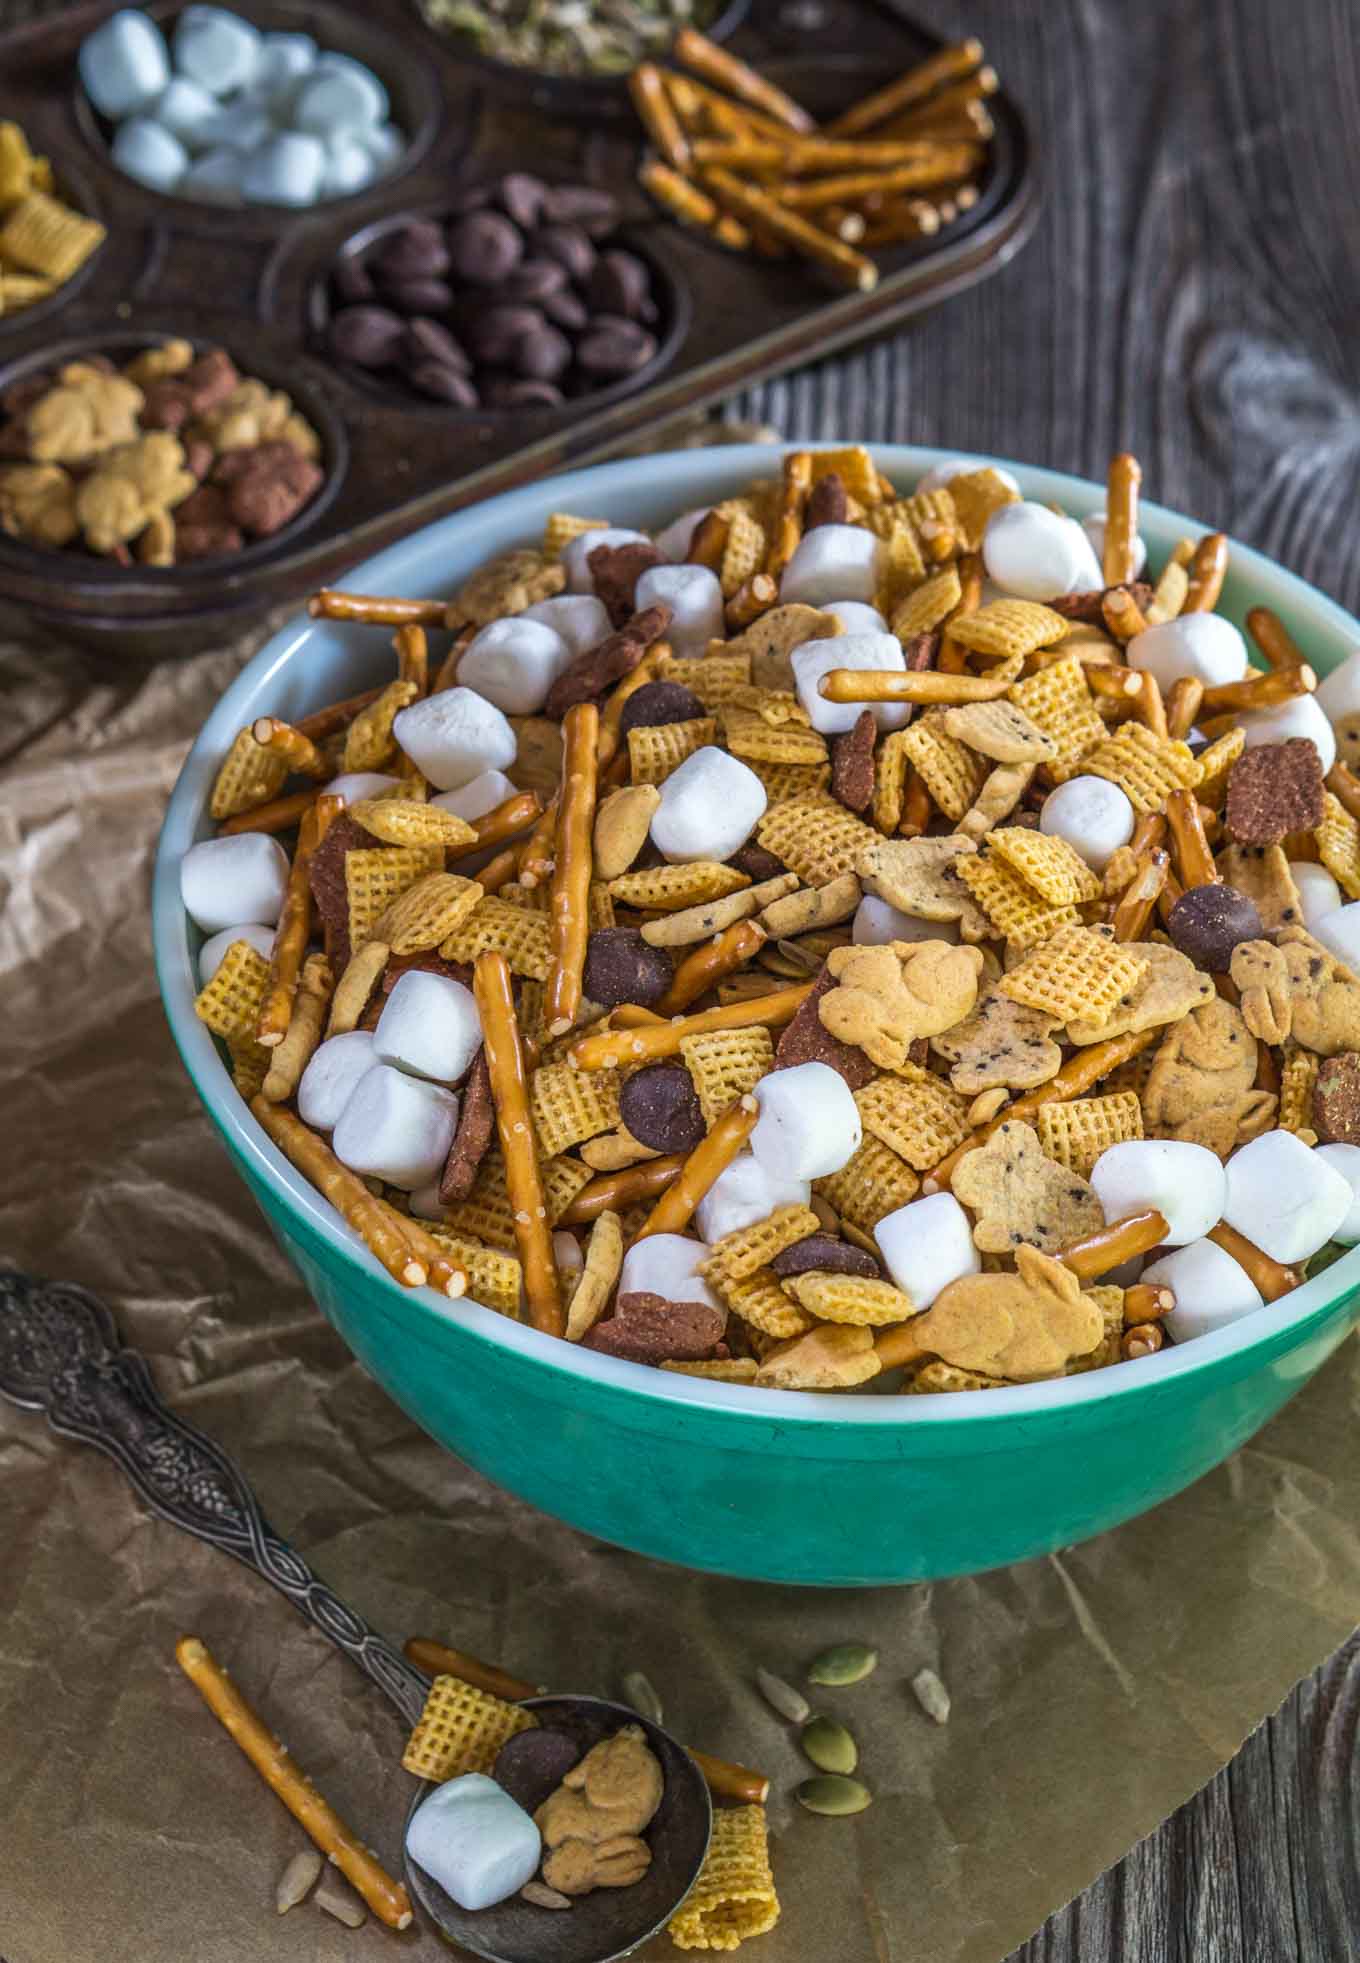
[493,1730,582,1814]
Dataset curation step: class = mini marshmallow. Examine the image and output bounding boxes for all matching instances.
[1080,511,1148,580]
[779,524,882,607]
[197,103,276,154]
[179,146,245,204]
[432,767,520,822]
[826,600,887,635]
[654,506,709,561]
[791,630,909,735]
[1126,614,1248,693]
[635,563,725,657]
[1240,693,1336,776]
[1039,774,1136,873]
[299,50,388,125]
[1289,861,1343,934]
[321,138,376,199]
[297,1030,377,1132]
[457,616,572,715]
[406,1773,541,1913]
[1314,1143,1360,1243]
[618,1232,719,1312]
[393,686,517,791]
[1221,1129,1353,1263]
[111,117,188,192]
[79,10,171,119]
[352,121,404,175]
[562,527,650,595]
[694,1152,811,1244]
[253,30,317,106]
[151,76,219,147]
[650,746,767,863]
[322,770,401,805]
[1142,1239,1265,1345]
[521,593,611,656]
[853,895,957,945]
[240,131,325,208]
[198,920,274,986]
[1090,1139,1226,1246]
[553,1228,585,1278]
[173,6,262,96]
[180,833,290,932]
[1313,903,1360,973]
[751,1062,862,1182]
[374,971,481,1085]
[1315,646,1360,726]
[331,1064,458,1191]
[916,457,1021,496]
[874,1192,980,1309]
[982,502,1103,600]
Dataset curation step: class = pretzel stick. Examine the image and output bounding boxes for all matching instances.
[657,919,768,1015]
[432,622,475,694]
[936,552,982,674]
[900,769,932,837]
[1121,1323,1165,1360]
[1165,675,1204,741]
[257,796,339,1046]
[1086,664,1142,704]
[630,62,691,170]
[702,170,877,290]
[374,1199,468,1301]
[1131,669,1169,740]
[1102,586,1150,642]
[219,789,319,836]
[1111,846,1169,941]
[1199,663,1316,715]
[475,845,519,895]
[261,952,332,1102]
[1123,1282,1175,1325]
[175,1637,412,1929]
[634,1097,758,1239]
[547,703,599,1037]
[640,159,750,248]
[726,572,779,629]
[823,37,984,137]
[893,68,997,131]
[692,135,976,171]
[858,198,941,247]
[597,643,670,769]
[664,70,792,142]
[610,1004,669,1028]
[1058,1209,1170,1281]
[307,590,446,628]
[1246,606,1306,671]
[326,941,389,1037]
[251,1096,424,1285]
[685,508,732,570]
[446,789,543,863]
[250,717,330,779]
[559,1154,686,1225]
[394,623,428,698]
[1101,453,1142,585]
[1164,787,1218,889]
[1206,1221,1297,1301]
[1181,532,1228,613]
[295,686,384,742]
[673,25,814,132]
[765,449,813,579]
[570,984,813,1070]
[1156,865,1186,928]
[820,668,1010,705]
[475,950,562,1336]
[776,152,984,207]
[1326,761,1360,823]
[517,795,560,887]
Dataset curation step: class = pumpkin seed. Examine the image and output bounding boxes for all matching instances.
[622,1668,663,1724]
[755,1665,811,1724]
[801,1715,858,1774]
[807,1642,878,1686]
[797,1774,872,1816]
[911,1666,951,1725]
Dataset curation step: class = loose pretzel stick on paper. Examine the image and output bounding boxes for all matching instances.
[295,686,384,743]
[257,796,341,1047]
[447,789,543,863]
[1102,453,1142,586]
[250,717,330,779]
[547,703,599,1037]
[673,25,814,132]
[570,984,813,1071]
[823,37,984,137]
[630,62,691,170]
[656,918,768,1015]
[394,623,428,697]
[703,170,877,290]
[685,508,732,571]
[1246,606,1306,671]
[475,950,563,1337]
[559,1154,687,1225]
[820,668,1010,705]
[219,789,319,837]
[634,1097,759,1239]
[1123,1282,1175,1325]
[262,952,332,1102]
[175,1636,412,1929]
[1207,1221,1297,1301]
[1165,787,1218,889]
[1058,1209,1169,1281]
[1181,532,1228,613]
[765,450,813,580]
[1111,846,1169,941]
[251,1097,426,1287]
[1165,675,1204,741]
[307,590,446,628]
[1199,663,1316,715]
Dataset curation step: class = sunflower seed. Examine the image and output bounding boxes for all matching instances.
[797,1774,873,1816]
[314,1873,367,1928]
[911,1666,951,1725]
[622,1668,663,1724]
[807,1642,878,1686]
[276,1848,323,1913]
[755,1665,811,1724]
[521,1880,572,1909]
[801,1715,858,1774]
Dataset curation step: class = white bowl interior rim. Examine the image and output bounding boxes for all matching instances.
[153,442,1360,1428]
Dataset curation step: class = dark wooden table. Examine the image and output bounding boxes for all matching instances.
[8,0,1358,1953]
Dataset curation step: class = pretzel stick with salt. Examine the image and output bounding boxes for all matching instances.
[702,169,877,290]
[251,717,330,779]
[295,686,384,742]
[394,622,428,697]
[547,702,599,1037]
[261,952,332,1102]
[630,62,691,170]
[475,950,562,1336]
[1181,532,1228,613]
[219,789,318,837]
[1165,787,1218,889]
[656,919,768,1015]
[1207,1221,1298,1301]
[1165,675,1204,741]
[1246,606,1306,671]
[673,25,814,132]
[560,1154,686,1225]
[1102,453,1142,586]
[1199,663,1316,715]
[634,1097,759,1239]
[1058,1210,1170,1281]
[1123,1282,1176,1325]
[570,984,812,1070]
[820,668,1010,705]
[823,37,984,137]
[446,789,543,863]
[257,795,341,1046]
[307,591,446,628]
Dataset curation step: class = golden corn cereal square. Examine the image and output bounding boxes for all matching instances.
[350,798,477,850]
[726,685,811,727]
[987,826,1103,905]
[227,1033,272,1099]
[530,1060,621,1157]
[945,467,1020,550]
[627,717,717,784]
[889,565,961,640]
[658,652,753,708]
[0,122,33,203]
[373,871,483,955]
[956,851,1081,947]
[854,1066,972,1170]
[0,191,105,282]
[429,1229,523,1317]
[1082,721,1202,815]
[814,1135,919,1232]
[402,1676,537,1782]
[208,726,289,820]
[499,879,550,912]
[1315,790,1360,899]
[722,704,829,766]
[1008,652,1107,778]
[1000,925,1150,1022]
[756,795,878,883]
[1194,725,1246,807]
[712,1265,813,1339]
[1278,1045,1320,1142]
[1036,1092,1144,1176]
[443,1150,518,1251]
[194,938,271,1039]
[608,861,749,909]
[899,486,957,557]
[900,717,987,821]
[661,1357,761,1382]
[809,445,879,505]
[747,759,832,803]
[875,517,928,608]
[541,1153,594,1224]
[1147,558,1191,624]
[700,1202,821,1286]
[588,880,615,931]
[341,677,418,773]
[907,1360,1009,1393]
[542,512,609,556]
[679,1026,774,1127]
[873,728,912,833]
[788,1271,915,1325]
[440,894,553,978]
[669,1804,780,1951]
[947,598,1071,660]
[719,505,766,597]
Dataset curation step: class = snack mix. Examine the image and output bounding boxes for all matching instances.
[0,122,106,314]
[180,444,1360,1396]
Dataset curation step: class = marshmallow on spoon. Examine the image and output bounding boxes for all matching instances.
[635,563,724,657]
[1314,1143,1360,1242]
[618,1232,719,1311]
[180,833,290,932]
[393,687,517,791]
[374,971,481,1085]
[1090,1139,1227,1246]
[457,616,572,715]
[1222,1129,1353,1263]
[694,1153,810,1243]
[1126,614,1249,692]
[791,631,909,735]
[173,6,261,95]
[982,502,1102,600]
[751,1062,862,1181]
[779,524,882,607]
[650,746,766,863]
[874,1192,980,1309]
[297,1030,377,1132]
[1081,510,1148,580]
[1039,775,1136,873]
[1142,1238,1265,1345]
[111,117,188,192]
[331,1064,458,1190]
[853,895,958,946]
[1289,862,1343,934]
[521,593,611,656]
[562,526,650,595]
[406,1774,542,1912]
[79,9,170,118]
[1240,693,1336,775]
[197,921,274,986]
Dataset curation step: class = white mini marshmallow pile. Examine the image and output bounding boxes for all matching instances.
[80,7,405,207]
[405,1773,542,1912]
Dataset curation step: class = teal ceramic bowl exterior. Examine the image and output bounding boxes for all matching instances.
[154,445,1360,1587]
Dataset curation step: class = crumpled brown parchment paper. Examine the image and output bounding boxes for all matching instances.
[1,624,1358,1963]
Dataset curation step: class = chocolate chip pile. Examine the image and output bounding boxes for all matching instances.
[325,173,662,412]
[0,338,325,564]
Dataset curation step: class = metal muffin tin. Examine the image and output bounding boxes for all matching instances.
[0,0,1038,648]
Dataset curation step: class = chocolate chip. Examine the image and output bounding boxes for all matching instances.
[464,303,546,366]
[617,680,707,734]
[1314,1051,1360,1144]
[374,219,449,278]
[535,224,596,283]
[584,1291,726,1363]
[514,325,573,382]
[541,184,619,235]
[774,966,878,1090]
[805,473,848,529]
[332,255,374,303]
[381,277,456,315]
[496,171,548,230]
[410,362,479,406]
[619,1064,705,1153]
[832,710,876,813]
[402,318,470,372]
[730,842,786,881]
[329,304,406,369]
[493,1730,581,1814]
[584,928,674,1009]
[587,249,654,320]
[542,286,589,331]
[1167,882,1264,972]
[483,378,563,409]
[576,317,657,379]
[770,1235,881,1279]
[448,209,523,284]
[1226,739,1325,845]
[589,539,665,628]
[499,257,569,303]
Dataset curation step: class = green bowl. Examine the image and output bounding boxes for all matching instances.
[153,445,1360,1586]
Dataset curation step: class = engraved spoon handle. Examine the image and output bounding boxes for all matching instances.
[0,1269,431,1729]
